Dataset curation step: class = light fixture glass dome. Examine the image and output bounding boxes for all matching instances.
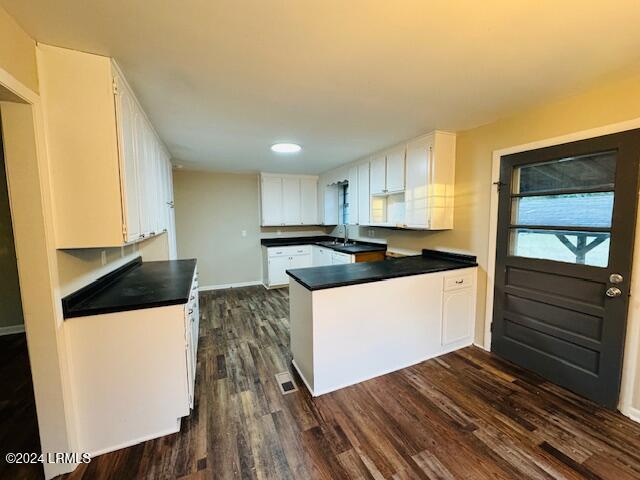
[271,143,302,153]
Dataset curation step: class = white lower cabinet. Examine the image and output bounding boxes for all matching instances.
[441,269,476,348]
[312,246,333,266]
[185,269,199,408]
[65,266,199,456]
[265,246,312,287]
[331,251,355,265]
[289,265,478,396]
[264,244,357,287]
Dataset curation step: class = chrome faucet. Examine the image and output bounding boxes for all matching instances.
[343,224,349,246]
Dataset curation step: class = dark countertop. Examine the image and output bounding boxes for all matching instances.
[286,250,477,291]
[260,235,387,254]
[62,257,197,319]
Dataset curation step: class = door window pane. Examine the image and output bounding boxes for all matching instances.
[515,151,616,194]
[511,192,614,228]
[509,228,610,267]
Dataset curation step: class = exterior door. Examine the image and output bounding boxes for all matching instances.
[492,129,640,408]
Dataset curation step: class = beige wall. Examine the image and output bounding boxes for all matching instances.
[0,126,24,328]
[0,6,38,93]
[173,170,329,288]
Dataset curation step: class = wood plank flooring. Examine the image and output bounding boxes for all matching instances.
[63,286,640,479]
[0,333,43,480]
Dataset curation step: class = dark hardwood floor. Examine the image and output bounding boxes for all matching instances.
[0,333,42,480]
[62,286,640,479]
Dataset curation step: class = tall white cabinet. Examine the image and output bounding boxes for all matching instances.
[405,132,456,230]
[37,44,176,250]
[260,173,319,226]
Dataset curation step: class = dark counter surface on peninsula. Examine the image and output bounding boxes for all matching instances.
[286,250,477,291]
[62,257,197,319]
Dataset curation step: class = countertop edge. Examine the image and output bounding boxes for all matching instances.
[287,261,478,291]
[64,297,190,319]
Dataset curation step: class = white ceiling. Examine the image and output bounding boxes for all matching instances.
[4,0,640,174]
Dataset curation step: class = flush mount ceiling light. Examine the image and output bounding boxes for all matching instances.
[271,143,302,154]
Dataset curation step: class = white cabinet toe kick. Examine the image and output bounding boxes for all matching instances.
[289,267,477,396]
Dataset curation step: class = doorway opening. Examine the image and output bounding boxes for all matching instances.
[0,106,43,479]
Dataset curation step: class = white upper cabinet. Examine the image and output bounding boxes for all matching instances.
[357,162,370,226]
[114,71,141,243]
[320,130,455,231]
[260,176,284,226]
[282,177,302,225]
[385,147,406,193]
[260,173,319,226]
[300,177,318,225]
[37,44,174,248]
[370,155,386,195]
[369,148,405,195]
[405,131,456,230]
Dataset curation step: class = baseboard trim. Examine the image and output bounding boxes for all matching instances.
[295,340,473,397]
[88,421,181,458]
[199,280,262,292]
[0,324,25,336]
[620,405,640,424]
[291,359,315,396]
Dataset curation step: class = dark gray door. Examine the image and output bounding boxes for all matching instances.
[491,129,640,408]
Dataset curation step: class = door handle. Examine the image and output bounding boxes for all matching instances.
[606,287,622,298]
[609,273,624,284]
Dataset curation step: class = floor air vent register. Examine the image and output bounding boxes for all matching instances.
[275,371,298,395]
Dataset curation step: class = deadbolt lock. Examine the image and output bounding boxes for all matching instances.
[609,273,624,284]
[606,287,622,298]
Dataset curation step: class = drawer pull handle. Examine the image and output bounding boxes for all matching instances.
[455,280,464,284]
[188,308,194,315]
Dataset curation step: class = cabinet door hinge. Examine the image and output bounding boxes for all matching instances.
[112,79,119,95]
[122,223,127,237]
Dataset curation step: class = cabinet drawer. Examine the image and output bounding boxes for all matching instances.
[268,245,311,257]
[444,271,474,291]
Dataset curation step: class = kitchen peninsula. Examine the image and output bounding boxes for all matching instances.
[288,250,478,396]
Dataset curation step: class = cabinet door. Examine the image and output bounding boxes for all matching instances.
[164,157,178,259]
[290,253,312,269]
[442,288,474,346]
[134,111,152,237]
[357,163,370,225]
[268,255,289,286]
[261,177,283,226]
[282,177,301,225]
[312,246,322,266]
[405,136,431,229]
[370,155,386,194]
[385,147,406,193]
[331,252,353,264]
[114,74,142,242]
[300,178,318,225]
